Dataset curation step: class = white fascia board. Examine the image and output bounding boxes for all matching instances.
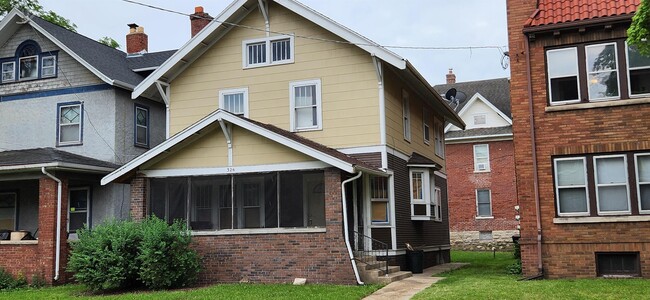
[142,161,329,177]
[445,133,513,143]
[276,0,406,70]
[0,162,114,173]
[132,0,250,99]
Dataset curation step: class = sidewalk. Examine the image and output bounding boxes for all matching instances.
[363,263,468,300]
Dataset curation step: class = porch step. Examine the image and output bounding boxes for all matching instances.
[375,271,413,284]
[357,260,388,270]
[356,257,412,284]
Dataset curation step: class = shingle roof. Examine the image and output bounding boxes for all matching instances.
[0,148,119,169]
[31,16,174,88]
[445,126,513,140]
[433,78,511,118]
[407,152,440,168]
[527,0,639,27]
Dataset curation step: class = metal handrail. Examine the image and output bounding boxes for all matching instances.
[353,231,389,276]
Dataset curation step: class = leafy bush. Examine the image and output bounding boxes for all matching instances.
[0,268,27,291]
[137,218,200,289]
[67,217,201,292]
[506,261,522,275]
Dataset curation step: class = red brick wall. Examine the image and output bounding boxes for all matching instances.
[507,0,650,278]
[130,176,147,221]
[446,140,518,232]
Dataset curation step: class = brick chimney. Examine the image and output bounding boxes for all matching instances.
[126,23,148,55]
[446,68,456,84]
[190,6,213,38]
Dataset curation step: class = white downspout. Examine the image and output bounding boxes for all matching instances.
[42,167,62,281]
[341,171,364,285]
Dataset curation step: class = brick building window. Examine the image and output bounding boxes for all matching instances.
[596,252,640,277]
[473,144,490,172]
[476,189,492,217]
[554,152,650,218]
[546,40,650,105]
[370,176,390,224]
[68,187,90,234]
[0,192,17,230]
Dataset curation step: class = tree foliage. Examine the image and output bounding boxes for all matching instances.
[0,0,77,32]
[98,36,120,49]
[629,0,650,56]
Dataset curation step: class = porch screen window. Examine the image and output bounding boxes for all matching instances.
[554,157,589,216]
[290,80,322,131]
[547,47,580,104]
[0,192,16,230]
[58,103,82,145]
[370,176,389,224]
[69,188,90,232]
[279,172,325,228]
[585,43,619,100]
[219,88,248,117]
[150,178,187,225]
[476,189,492,217]
[594,155,630,214]
[135,105,149,147]
[627,44,650,96]
[1,62,14,82]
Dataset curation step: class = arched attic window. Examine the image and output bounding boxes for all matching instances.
[16,40,41,80]
[0,40,58,83]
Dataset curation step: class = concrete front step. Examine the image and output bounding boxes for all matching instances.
[356,259,412,284]
[374,271,413,284]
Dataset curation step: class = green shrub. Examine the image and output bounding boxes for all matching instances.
[67,217,201,292]
[0,268,27,291]
[29,273,46,288]
[506,261,522,275]
[137,218,200,289]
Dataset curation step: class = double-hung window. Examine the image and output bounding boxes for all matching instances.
[585,43,619,100]
[433,187,442,221]
[290,79,322,131]
[476,189,492,217]
[473,144,490,172]
[410,169,438,220]
[134,105,149,147]
[423,109,431,144]
[57,102,82,145]
[41,55,56,77]
[1,41,58,84]
[554,157,589,216]
[636,154,650,213]
[219,88,249,117]
[243,35,294,68]
[402,90,411,141]
[626,44,650,97]
[68,187,90,233]
[434,118,444,157]
[547,47,580,104]
[370,176,390,225]
[1,62,15,82]
[0,192,17,231]
[594,155,630,215]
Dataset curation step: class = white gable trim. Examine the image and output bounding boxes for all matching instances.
[132,0,406,99]
[0,9,127,89]
[444,92,512,133]
[101,109,372,185]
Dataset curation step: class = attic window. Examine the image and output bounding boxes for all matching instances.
[0,40,58,83]
[473,114,487,125]
[243,35,294,68]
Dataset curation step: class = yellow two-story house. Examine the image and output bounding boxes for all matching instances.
[103,0,464,284]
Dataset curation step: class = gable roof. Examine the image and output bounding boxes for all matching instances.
[526,0,639,28]
[434,77,511,118]
[0,148,118,173]
[0,9,174,91]
[130,0,464,128]
[101,109,383,185]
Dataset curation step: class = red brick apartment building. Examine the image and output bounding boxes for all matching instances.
[507,0,650,278]
[435,75,518,251]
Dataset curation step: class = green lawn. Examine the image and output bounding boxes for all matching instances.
[0,283,380,300]
[414,251,650,300]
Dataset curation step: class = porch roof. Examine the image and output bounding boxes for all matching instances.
[0,148,119,173]
[407,152,441,169]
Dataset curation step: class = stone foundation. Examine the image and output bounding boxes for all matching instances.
[450,230,518,251]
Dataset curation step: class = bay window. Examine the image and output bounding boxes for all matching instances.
[409,169,438,221]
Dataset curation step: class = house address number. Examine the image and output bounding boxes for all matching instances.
[227,167,236,172]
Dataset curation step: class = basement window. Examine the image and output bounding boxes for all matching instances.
[596,252,640,277]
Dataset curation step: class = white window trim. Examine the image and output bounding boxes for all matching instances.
[369,175,391,225]
[473,144,490,172]
[625,42,650,98]
[58,103,82,145]
[554,157,590,217]
[433,186,442,221]
[410,168,436,220]
[289,79,322,132]
[68,187,90,234]
[242,35,295,69]
[423,108,431,145]
[135,105,149,147]
[1,61,15,82]
[402,90,411,142]
[476,189,492,217]
[218,87,249,118]
[635,153,650,214]
[585,42,621,102]
[547,47,581,105]
[594,154,631,216]
[434,118,444,158]
[18,55,38,81]
[41,55,56,78]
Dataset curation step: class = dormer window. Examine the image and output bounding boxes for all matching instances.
[242,35,294,68]
[0,40,58,84]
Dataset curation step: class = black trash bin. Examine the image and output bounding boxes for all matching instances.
[406,249,424,274]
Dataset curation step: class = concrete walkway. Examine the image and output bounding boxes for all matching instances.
[363,263,468,300]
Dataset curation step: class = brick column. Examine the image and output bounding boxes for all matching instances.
[38,176,68,285]
[130,176,148,221]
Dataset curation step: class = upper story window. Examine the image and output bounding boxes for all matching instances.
[290,79,322,132]
[473,113,487,126]
[473,144,490,172]
[57,102,82,146]
[423,108,431,144]
[0,40,57,84]
[219,88,249,117]
[402,90,411,142]
[242,35,294,69]
[546,40,650,106]
[434,118,444,157]
[134,104,149,148]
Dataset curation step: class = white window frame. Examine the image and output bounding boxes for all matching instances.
[434,118,444,158]
[423,108,431,145]
[58,103,82,145]
[219,87,249,117]
[433,187,442,221]
[402,90,411,142]
[635,153,650,214]
[289,79,322,132]
[41,55,56,78]
[476,189,492,217]
[242,35,294,69]
[1,61,15,83]
[68,187,90,234]
[585,42,620,101]
[19,55,38,81]
[593,155,631,215]
[473,144,490,172]
[625,42,650,98]
[370,175,390,225]
[554,157,590,217]
[410,168,436,220]
[473,113,487,126]
[0,192,17,231]
[547,47,580,105]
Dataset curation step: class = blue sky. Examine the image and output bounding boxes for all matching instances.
[39,0,510,85]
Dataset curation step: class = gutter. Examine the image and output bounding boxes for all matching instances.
[41,167,63,281]
[0,162,115,174]
[524,33,543,276]
[341,171,364,285]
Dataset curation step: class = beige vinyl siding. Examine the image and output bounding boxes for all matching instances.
[169,2,380,149]
[147,125,314,170]
[384,68,445,170]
